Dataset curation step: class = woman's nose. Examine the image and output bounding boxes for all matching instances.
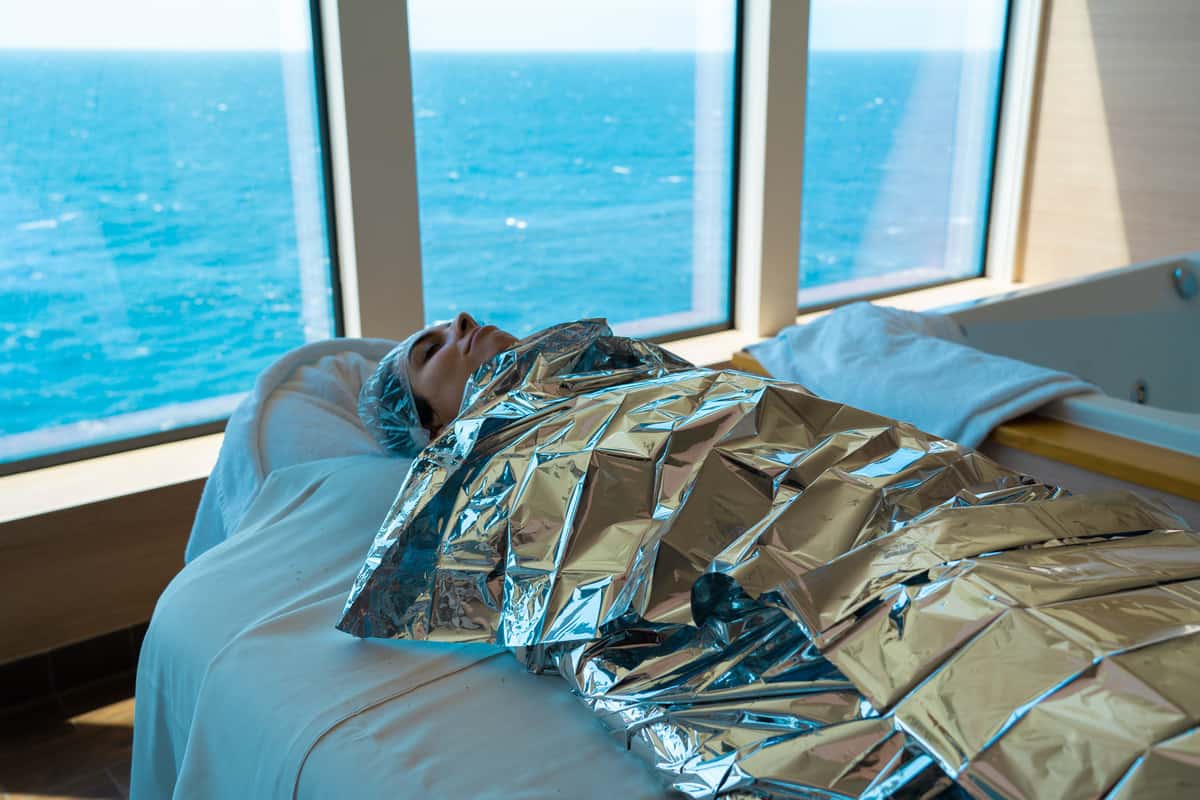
[454,312,477,337]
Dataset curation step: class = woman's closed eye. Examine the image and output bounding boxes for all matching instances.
[417,325,449,366]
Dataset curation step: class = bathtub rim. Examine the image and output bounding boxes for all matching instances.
[935,250,1200,321]
[1039,394,1199,459]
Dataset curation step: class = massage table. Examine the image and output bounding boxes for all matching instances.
[131,339,665,798]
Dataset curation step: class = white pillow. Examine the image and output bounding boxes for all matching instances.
[260,350,389,474]
[186,338,399,563]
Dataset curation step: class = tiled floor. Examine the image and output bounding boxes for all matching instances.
[0,678,134,800]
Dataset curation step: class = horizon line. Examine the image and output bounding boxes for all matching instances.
[0,45,1002,54]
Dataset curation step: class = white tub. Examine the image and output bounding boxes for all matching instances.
[943,253,1200,458]
[939,253,1200,526]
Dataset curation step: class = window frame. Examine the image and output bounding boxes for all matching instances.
[329,1,750,343]
[787,0,1029,314]
[985,0,1047,285]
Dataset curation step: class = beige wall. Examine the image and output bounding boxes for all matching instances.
[1017,0,1200,283]
[0,481,196,665]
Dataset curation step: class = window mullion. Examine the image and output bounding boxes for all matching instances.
[735,0,809,338]
[320,0,424,340]
[985,0,1047,284]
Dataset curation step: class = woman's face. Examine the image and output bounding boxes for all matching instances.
[407,312,518,433]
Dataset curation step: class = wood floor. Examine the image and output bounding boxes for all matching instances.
[0,684,134,800]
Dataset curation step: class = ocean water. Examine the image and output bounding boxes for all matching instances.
[0,50,334,453]
[0,49,1000,460]
[414,52,730,337]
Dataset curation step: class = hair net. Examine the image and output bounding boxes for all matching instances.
[358,331,432,457]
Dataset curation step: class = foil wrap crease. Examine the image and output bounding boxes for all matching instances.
[339,320,1200,799]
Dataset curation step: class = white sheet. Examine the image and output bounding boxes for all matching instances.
[132,455,666,799]
[747,302,1096,447]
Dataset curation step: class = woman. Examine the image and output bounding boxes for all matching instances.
[359,312,519,456]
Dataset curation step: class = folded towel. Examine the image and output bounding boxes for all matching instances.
[747,302,1096,448]
[185,337,399,563]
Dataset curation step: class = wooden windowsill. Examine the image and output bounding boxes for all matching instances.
[0,433,223,524]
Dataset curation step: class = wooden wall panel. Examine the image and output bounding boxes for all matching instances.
[0,480,199,665]
[1017,0,1200,283]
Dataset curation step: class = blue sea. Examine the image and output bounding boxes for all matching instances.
[0,49,1000,461]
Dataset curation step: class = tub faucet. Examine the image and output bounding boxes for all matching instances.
[1173,263,1198,300]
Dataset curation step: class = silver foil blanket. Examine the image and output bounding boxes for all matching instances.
[339,321,1200,799]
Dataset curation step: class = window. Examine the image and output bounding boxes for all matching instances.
[406,1,738,339]
[0,1,337,470]
[2,1,1034,474]
[798,0,1009,307]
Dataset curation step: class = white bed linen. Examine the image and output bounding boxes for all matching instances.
[132,454,665,799]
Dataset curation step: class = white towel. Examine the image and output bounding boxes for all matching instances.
[747,302,1095,448]
[185,337,398,563]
